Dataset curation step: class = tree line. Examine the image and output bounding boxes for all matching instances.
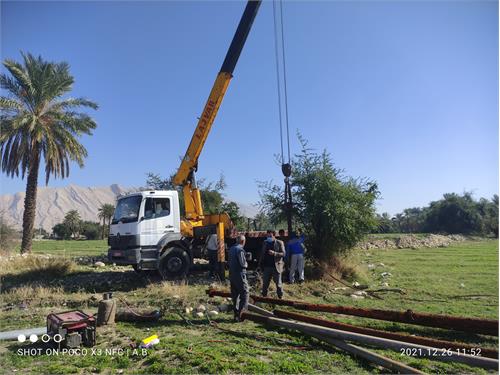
[375,193,498,237]
[52,204,114,240]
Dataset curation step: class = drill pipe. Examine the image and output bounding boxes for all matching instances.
[207,289,498,336]
[305,330,426,375]
[274,309,498,359]
[241,312,499,370]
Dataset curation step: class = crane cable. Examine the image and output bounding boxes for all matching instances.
[273,0,291,165]
[273,0,293,235]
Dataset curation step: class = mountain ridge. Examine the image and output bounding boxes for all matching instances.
[0,184,259,231]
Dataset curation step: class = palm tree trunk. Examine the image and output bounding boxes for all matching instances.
[101,217,105,240]
[20,151,40,254]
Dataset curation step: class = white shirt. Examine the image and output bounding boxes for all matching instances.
[206,234,218,251]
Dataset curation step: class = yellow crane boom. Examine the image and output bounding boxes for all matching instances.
[173,0,261,269]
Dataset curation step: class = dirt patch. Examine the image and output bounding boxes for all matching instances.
[357,234,466,250]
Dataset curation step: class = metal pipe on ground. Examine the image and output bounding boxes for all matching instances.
[0,327,46,341]
[207,289,498,336]
[115,309,161,323]
[246,304,423,373]
[245,304,423,374]
[274,309,499,359]
[241,312,499,370]
[247,304,274,317]
[306,330,426,375]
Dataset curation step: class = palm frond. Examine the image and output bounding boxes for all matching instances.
[3,57,35,97]
[48,97,99,112]
[0,96,24,112]
[1,52,98,184]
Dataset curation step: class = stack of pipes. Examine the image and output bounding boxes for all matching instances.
[208,288,499,373]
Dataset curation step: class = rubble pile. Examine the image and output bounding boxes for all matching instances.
[357,234,466,250]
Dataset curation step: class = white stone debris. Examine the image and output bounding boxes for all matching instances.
[93,261,105,268]
[350,294,365,299]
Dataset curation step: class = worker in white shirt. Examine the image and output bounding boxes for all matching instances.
[206,233,219,278]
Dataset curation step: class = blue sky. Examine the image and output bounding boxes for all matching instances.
[1,0,498,215]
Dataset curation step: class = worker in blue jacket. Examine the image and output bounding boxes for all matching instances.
[287,230,305,284]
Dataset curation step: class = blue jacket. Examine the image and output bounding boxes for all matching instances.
[229,244,247,279]
[287,235,305,256]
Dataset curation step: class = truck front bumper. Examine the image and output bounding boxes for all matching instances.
[108,248,141,265]
[108,248,160,270]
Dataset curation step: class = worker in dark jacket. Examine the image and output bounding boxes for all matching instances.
[259,230,286,299]
[228,234,249,321]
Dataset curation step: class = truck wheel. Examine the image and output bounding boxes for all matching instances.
[159,247,190,280]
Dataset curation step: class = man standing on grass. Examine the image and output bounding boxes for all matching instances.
[259,230,286,299]
[205,233,219,278]
[288,231,306,284]
[228,235,249,321]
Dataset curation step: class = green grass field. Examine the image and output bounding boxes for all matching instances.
[27,239,108,257]
[0,239,497,374]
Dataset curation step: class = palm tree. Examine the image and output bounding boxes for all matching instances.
[0,53,98,253]
[97,206,106,240]
[64,210,82,239]
[103,204,115,233]
[98,203,115,239]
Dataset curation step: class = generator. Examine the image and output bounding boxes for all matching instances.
[47,310,96,348]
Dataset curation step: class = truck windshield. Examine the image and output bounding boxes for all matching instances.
[112,195,142,224]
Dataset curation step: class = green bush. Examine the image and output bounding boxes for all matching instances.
[81,221,101,240]
[259,135,379,262]
[52,223,71,240]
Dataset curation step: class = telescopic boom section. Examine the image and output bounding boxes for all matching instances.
[173,0,262,228]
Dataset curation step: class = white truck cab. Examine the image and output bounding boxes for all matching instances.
[108,191,192,278]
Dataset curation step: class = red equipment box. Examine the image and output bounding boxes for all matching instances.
[47,310,96,348]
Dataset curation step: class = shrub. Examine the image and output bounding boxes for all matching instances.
[259,135,379,263]
[81,221,101,240]
[52,223,71,240]
[0,216,19,254]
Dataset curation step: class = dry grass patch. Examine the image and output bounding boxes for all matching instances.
[305,254,367,284]
[145,281,190,300]
[3,285,64,304]
[0,255,75,278]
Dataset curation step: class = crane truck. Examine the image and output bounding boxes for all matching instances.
[108,0,263,279]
